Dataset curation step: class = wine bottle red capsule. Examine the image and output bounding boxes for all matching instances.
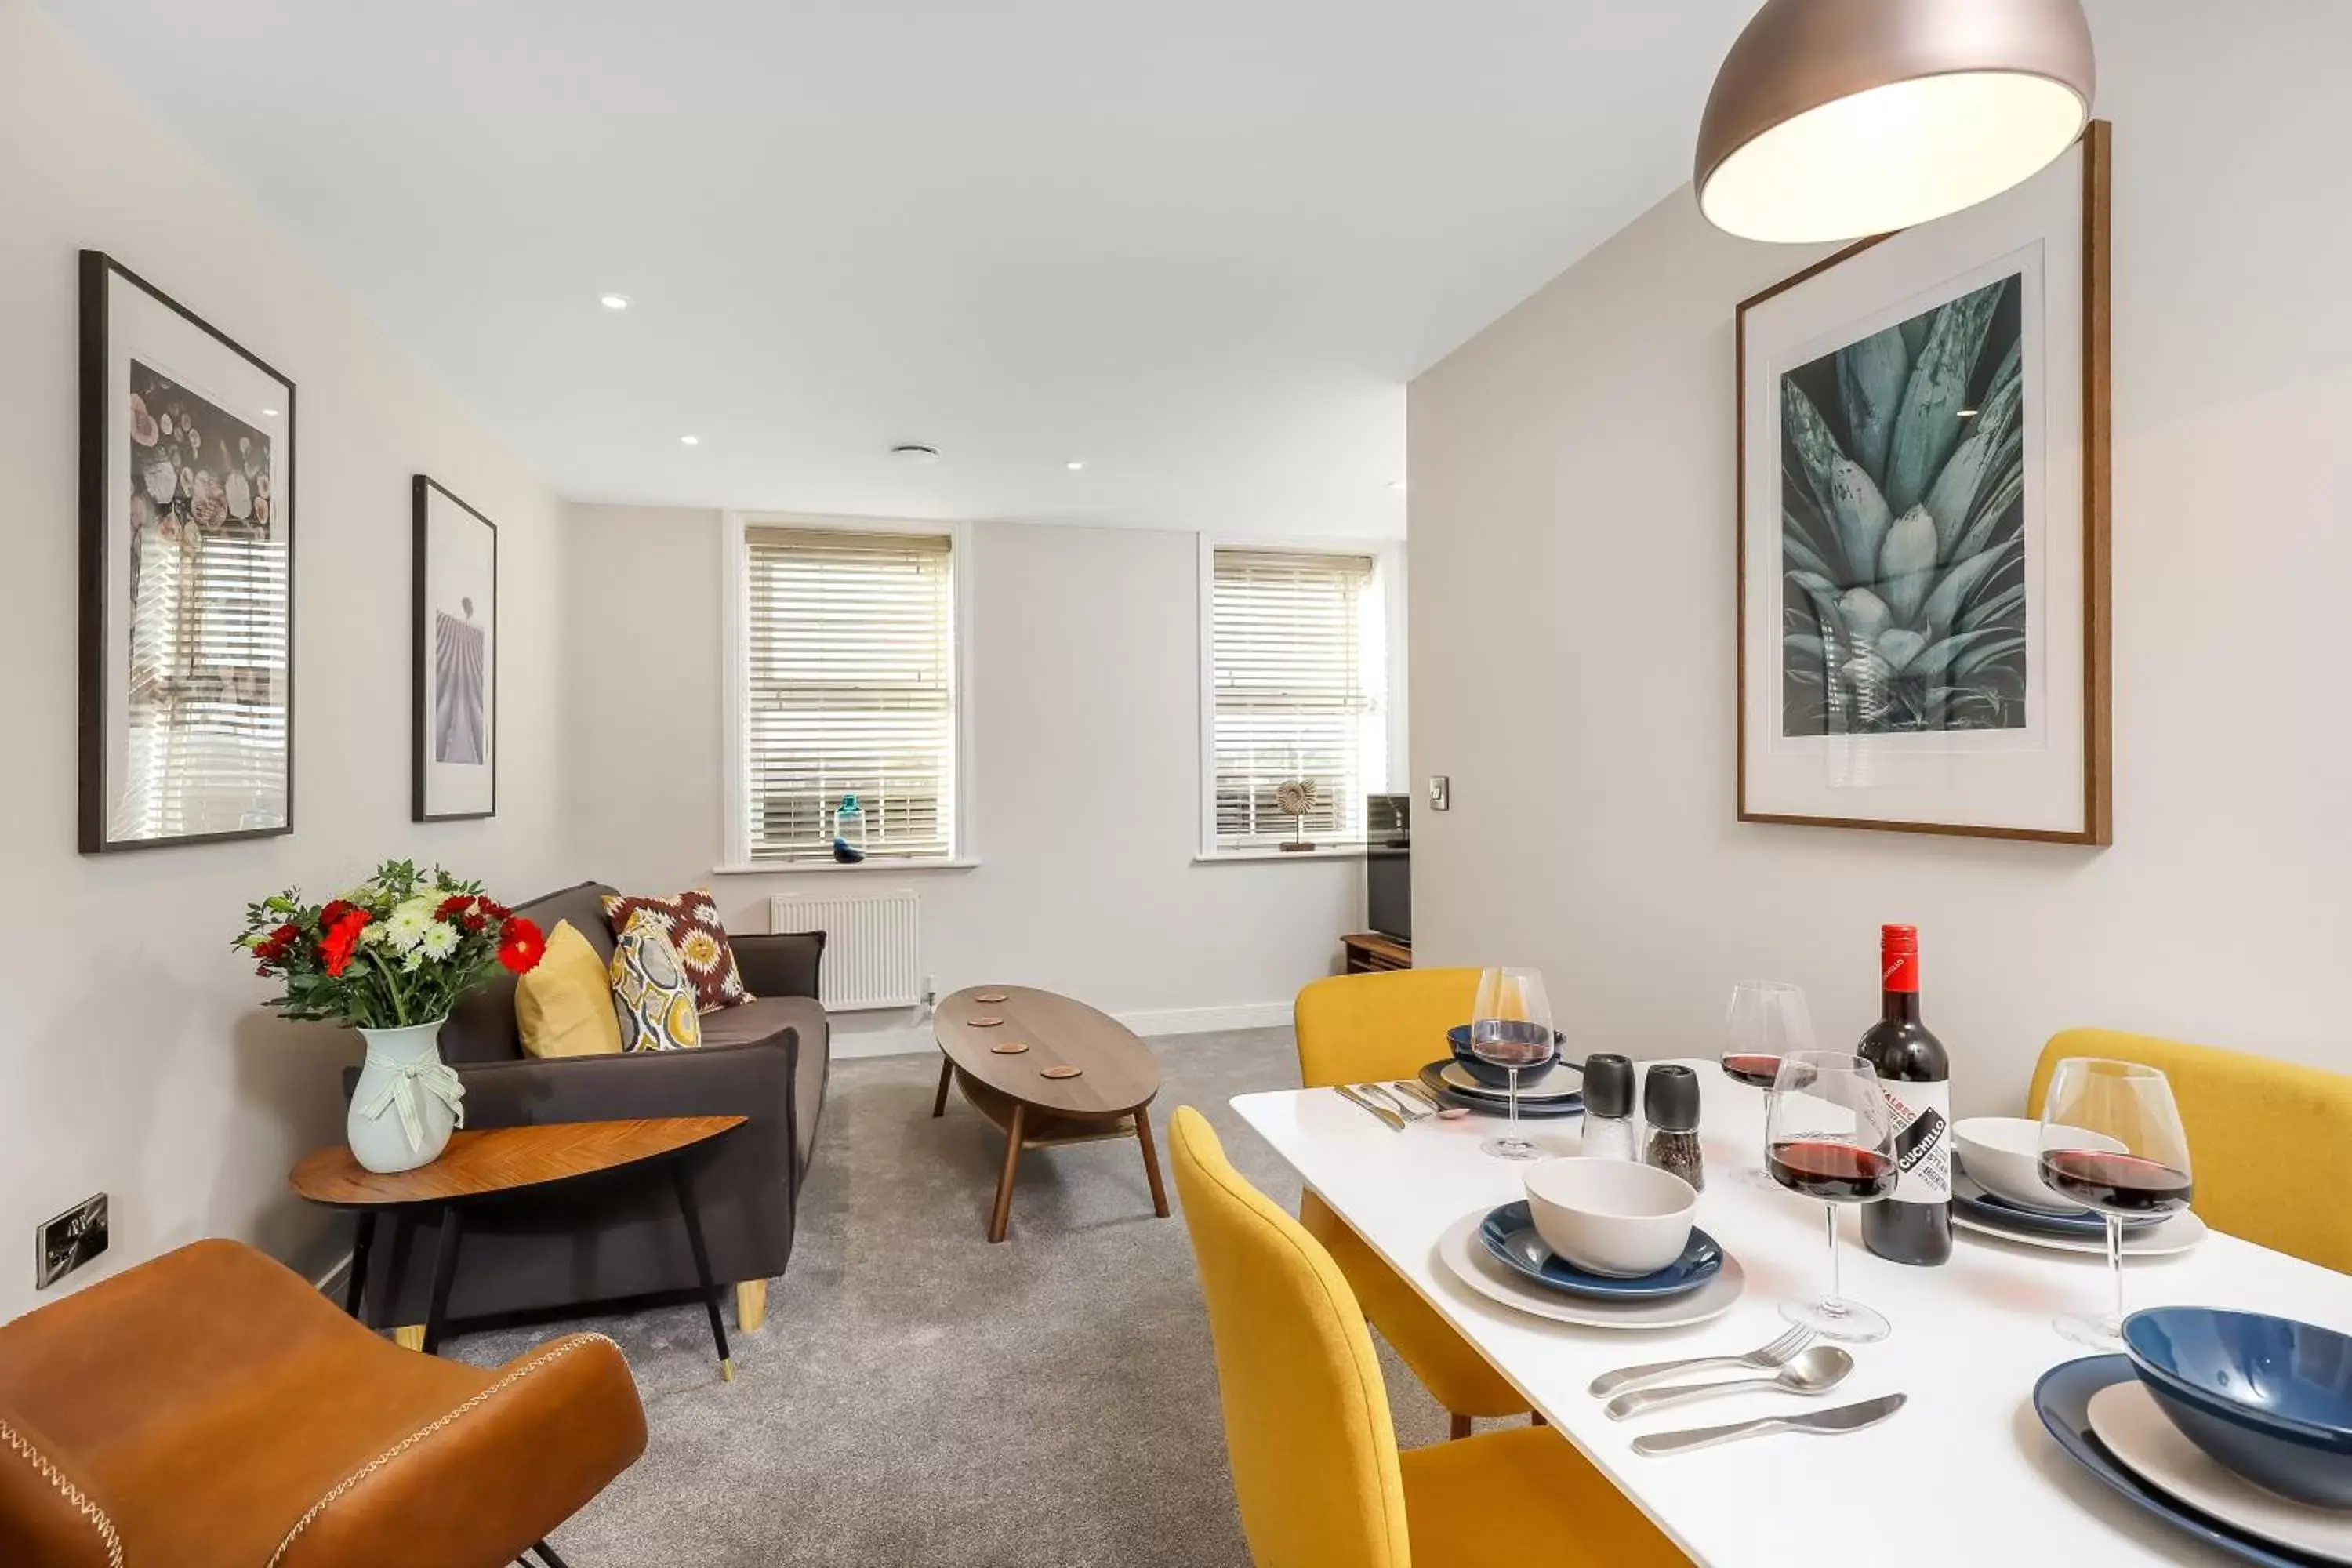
[1857,923,1952,1266]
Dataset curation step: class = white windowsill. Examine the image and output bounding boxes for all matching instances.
[1193,846,1368,865]
[713,858,982,876]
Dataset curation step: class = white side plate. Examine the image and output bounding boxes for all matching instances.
[2088,1379,2352,1564]
[1436,1210,1746,1330]
[1952,1207,2206,1258]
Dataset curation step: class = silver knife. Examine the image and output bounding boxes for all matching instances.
[1334,1083,1406,1131]
[1631,1392,1906,1457]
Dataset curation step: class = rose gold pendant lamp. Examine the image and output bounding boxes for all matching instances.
[1696,0,2095,242]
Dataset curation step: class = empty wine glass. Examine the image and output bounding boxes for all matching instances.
[1722,981,1813,1189]
[1470,967,1555,1162]
[2038,1058,2194,1348]
[1766,1051,1898,1343]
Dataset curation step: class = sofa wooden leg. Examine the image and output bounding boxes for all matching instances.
[736,1279,768,1333]
[393,1326,427,1352]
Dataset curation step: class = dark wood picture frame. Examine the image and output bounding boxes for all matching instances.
[1734,121,2111,846]
[411,475,499,822]
[78,250,297,854]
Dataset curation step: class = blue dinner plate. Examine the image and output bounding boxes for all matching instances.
[1416,1063,1584,1119]
[1954,1167,2162,1237]
[2034,1356,2336,1568]
[1478,1202,1722,1300]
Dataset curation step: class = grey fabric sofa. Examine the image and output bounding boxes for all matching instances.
[350,881,829,1332]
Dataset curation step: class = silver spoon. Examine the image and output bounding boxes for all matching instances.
[1604,1345,1854,1421]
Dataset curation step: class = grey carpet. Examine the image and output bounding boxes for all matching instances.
[453,1027,1453,1566]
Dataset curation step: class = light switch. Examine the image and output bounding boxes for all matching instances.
[1428,775,1450,811]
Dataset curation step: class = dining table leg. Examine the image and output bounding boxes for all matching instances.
[1133,1109,1171,1219]
[989,1103,1027,1243]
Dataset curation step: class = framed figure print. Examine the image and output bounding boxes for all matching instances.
[79,252,296,853]
[1737,122,2111,844]
[412,476,497,821]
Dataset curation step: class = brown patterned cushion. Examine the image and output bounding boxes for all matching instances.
[599,889,751,1013]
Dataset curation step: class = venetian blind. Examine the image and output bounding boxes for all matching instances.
[1210,548,1381,851]
[112,526,289,841]
[742,527,956,862]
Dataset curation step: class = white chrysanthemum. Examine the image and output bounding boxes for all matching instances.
[383,901,434,952]
[360,921,394,947]
[401,948,426,972]
[418,922,459,960]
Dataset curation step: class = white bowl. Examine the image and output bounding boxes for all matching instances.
[1522,1157,1697,1278]
[1953,1116,2124,1212]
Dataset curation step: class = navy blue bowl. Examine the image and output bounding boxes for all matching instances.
[2122,1308,2352,1508]
[1445,1024,1565,1088]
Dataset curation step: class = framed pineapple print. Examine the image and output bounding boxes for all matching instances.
[1737,122,2110,844]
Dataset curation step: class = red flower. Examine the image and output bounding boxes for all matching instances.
[435,895,475,920]
[496,916,545,975]
[319,909,371,978]
[319,899,358,929]
[461,912,487,933]
[481,899,514,922]
[252,920,302,967]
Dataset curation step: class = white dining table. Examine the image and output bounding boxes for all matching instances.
[1232,1061,2352,1568]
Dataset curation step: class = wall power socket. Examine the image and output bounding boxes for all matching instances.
[37,1192,108,1290]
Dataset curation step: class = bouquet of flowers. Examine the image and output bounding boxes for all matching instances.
[236,858,546,1029]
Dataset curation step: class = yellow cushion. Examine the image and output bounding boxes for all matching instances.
[1295,968,1528,1421]
[515,920,623,1059]
[608,913,702,1054]
[2030,1029,2352,1272]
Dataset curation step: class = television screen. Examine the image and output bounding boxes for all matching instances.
[1366,793,1410,942]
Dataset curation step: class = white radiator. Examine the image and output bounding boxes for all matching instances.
[769,890,921,1011]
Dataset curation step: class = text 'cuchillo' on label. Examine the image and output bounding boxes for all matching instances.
[1882,1084,1951,1201]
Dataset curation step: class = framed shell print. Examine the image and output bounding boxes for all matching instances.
[79,252,296,852]
[1737,123,2111,844]
[412,476,498,822]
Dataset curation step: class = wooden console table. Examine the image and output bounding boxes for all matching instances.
[1341,931,1412,973]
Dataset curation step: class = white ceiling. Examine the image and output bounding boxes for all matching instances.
[41,0,1759,537]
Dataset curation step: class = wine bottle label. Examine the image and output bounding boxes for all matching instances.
[1882,1082,1951,1203]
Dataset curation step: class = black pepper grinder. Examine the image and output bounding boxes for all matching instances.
[1643,1063,1704,1192]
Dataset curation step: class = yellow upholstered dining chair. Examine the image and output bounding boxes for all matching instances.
[2030,1029,2352,1272]
[1295,969,1528,1436]
[1169,1107,1686,1568]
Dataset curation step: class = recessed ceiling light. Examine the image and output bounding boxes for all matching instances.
[1065,459,1086,471]
[891,443,942,464]
[680,434,700,445]
[599,293,632,311]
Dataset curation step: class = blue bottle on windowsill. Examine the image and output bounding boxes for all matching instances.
[831,793,867,863]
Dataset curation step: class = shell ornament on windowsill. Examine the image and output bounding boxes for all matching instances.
[1275,779,1319,851]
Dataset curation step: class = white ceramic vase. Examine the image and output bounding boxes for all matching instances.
[347,1018,465,1174]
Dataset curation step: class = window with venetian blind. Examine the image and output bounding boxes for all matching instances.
[738,525,958,862]
[1207,547,1385,852]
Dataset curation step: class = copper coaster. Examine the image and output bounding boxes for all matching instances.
[971,1016,1004,1027]
[1039,1064,1083,1080]
[989,1040,1029,1055]
[975,992,1009,1004]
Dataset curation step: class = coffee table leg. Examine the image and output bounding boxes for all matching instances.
[1134,1109,1171,1219]
[988,1103,1027,1244]
[670,1160,735,1381]
[420,1207,464,1356]
[344,1210,377,1318]
[931,1053,954,1118]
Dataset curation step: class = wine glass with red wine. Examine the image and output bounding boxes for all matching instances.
[1765,1051,1898,1343]
[1723,981,1813,1188]
[1470,967,1556,1162]
[2038,1058,2194,1348]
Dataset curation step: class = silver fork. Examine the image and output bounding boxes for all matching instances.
[1588,1326,1816,1399]
[1359,1083,1432,1123]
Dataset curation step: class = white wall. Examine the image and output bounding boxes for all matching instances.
[1407,0,2352,1116]
[564,506,1365,1047]
[0,0,568,1321]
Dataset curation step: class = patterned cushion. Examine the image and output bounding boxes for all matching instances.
[601,889,751,1014]
[608,913,702,1054]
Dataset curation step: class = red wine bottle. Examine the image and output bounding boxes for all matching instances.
[1858,924,1952,1265]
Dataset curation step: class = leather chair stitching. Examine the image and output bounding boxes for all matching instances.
[0,1415,125,1568]
[265,1333,617,1568]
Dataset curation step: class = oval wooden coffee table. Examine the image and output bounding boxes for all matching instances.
[931,986,1169,1243]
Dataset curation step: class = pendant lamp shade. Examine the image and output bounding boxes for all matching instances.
[1696,0,2094,243]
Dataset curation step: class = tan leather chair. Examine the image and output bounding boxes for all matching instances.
[0,1239,645,1568]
